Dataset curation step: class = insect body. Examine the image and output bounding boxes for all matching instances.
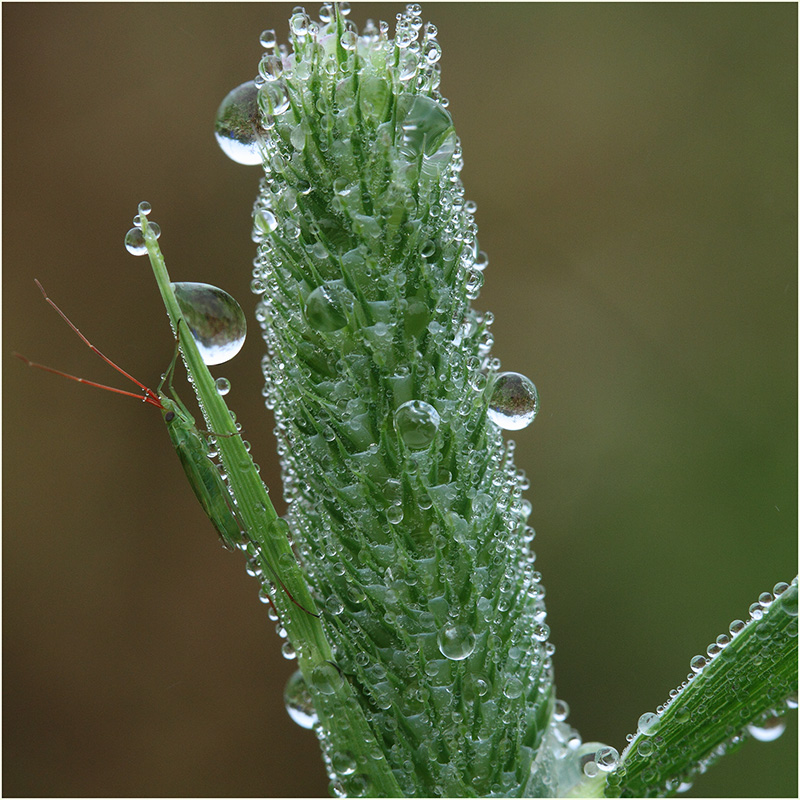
[17,280,316,615]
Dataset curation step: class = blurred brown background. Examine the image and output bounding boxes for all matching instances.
[4,3,796,797]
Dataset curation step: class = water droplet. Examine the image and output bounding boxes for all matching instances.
[397,94,455,164]
[437,624,476,660]
[553,699,570,722]
[259,28,277,49]
[332,750,357,776]
[747,716,787,742]
[215,377,231,396]
[488,372,539,430]
[281,640,296,660]
[637,711,661,736]
[305,282,355,332]
[171,282,247,365]
[310,662,344,695]
[595,746,619,772]
[394,400,440,450]
[386,504,404,525]
[137,201,152,216]
[690,655,707,673]
[503,677,524,699]
[779,582,798,617]
[124,227,147,256]
[284,669,318,729]
[214,81,264,165]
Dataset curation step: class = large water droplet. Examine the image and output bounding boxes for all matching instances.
[305,282,355,332]
[310,662,344,695]
[747,715,787,742]
[214,81,264,165]
[396,94,455,164]
[284,669,318,729]
[488,372,539,430]
[394,400,440,450]
[171,282,247,365]
[437,624,476,660]
[124,227,147,256]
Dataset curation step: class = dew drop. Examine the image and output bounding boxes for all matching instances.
[310,662,344,695]
[437,624,476,661]
[394,400,440,450]
[214,81,264,166]
[690,655,707,673]
[595,746,619,772]
[396,94,455,164]
[637,711,661,736]
[124,227,147,256]
[171,282,247,365]
[779,582,798,617]
[284,669,318,729]
[747,716,787,742]
[305,282,355,332]
[553,699,570,722]
[332,750,357,776]
[503,677,524,699]
[488,372,539,430]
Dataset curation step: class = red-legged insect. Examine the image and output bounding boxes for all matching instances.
[16,280,316,615]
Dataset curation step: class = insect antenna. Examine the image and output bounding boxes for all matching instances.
[18,280,162,408]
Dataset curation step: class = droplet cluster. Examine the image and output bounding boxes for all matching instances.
[218,4,545,796]
[604,578,798,797]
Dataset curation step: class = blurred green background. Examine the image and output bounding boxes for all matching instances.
[4,3,796,797]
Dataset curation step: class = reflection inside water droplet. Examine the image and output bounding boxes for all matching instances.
[394,400,440,450]
[171,282,247,365]
[214,81,265,165]
[284,669,318,729]
[488,372,539,430]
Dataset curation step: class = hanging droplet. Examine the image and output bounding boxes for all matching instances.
[215,377,231,396]
[124,227,147,256]
[394,400,440,450]
[304,282,355,332]
[284,669,318,729]
[488,372,539,430]
[747,716,787,742]
[437,624,476,661]
[171,282,247,365]
[214,81,264,165]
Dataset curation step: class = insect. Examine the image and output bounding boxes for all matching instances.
[16,280,315,615]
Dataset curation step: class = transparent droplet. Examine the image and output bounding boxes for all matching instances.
[332,750,357,776]
[690,655,707,673]
[488,372,539,430]
[637,712,661,736]
[779,582,798,617]
[284,669,318,729]
[137,200,152,216]
[595,746,619,772]
[310,662,344,695]
[214,81,264,165]
[124,227,147,256]
[259,28,277,49]
[394,400,440,450]
[215,377,231,396]
[386,505,404,525]
[171,282,247,365]
[437,624,476,661]
[305,282,355,332]
[503,677,524,700]
[397,94,455,164]
[747,716,787,742]
[553,699,570,722]
[281,640,296,660]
